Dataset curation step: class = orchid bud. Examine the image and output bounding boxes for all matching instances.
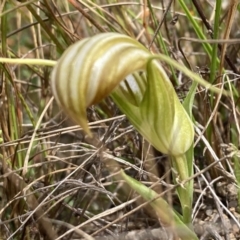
[51,33,194,156]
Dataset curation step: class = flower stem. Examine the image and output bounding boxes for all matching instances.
[171,154,193,225]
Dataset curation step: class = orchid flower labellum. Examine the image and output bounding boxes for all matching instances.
[51,33,194,156]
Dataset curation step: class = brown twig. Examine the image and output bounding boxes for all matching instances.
[219,0,239,76]
[0,160,58,240]
[68,0,106,33]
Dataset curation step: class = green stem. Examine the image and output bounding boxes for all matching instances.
[209,0,222,84]
[178,0,212,57]
[172,154,193,225]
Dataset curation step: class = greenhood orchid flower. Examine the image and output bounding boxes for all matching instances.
[51,32,194,157]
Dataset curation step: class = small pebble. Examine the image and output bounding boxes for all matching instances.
[206,209,213,216]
